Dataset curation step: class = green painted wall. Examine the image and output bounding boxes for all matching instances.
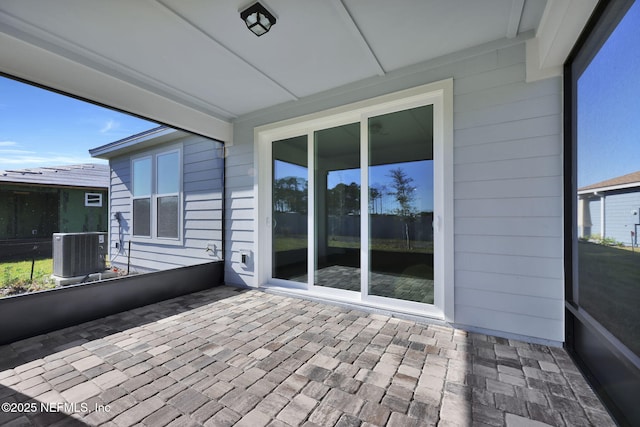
[59,188,107,233]
[0,185,107,240]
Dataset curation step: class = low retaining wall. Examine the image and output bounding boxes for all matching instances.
[0,261,223,345]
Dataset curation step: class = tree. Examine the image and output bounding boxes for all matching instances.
[369,186,381,214]
[273,176,307,213]
[328,182,360,215]
[387,168,417,249]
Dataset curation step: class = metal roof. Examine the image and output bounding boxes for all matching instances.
[0,163,109,189]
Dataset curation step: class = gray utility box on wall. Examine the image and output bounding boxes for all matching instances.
[53,232,107,278]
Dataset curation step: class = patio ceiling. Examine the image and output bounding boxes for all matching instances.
[0,1,595,141]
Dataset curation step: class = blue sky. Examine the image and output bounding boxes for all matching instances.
[0,76,156,171]
[577,1,640,188]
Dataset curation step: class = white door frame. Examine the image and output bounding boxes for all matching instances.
[255,79,454,322]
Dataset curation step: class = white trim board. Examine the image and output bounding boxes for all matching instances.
[255,79,454,323]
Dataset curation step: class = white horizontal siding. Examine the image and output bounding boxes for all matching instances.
[454,78,561,112]
[455,235,563,258]
[454,134,560,164]
[228,40,564,342]
[455,253,562,280]
[224,141,255,287]
[455,197,562,217]
[455,270,563,300]
[229,219,254,231]
[109,157,130,267]
[228,197,254,210]
[452,42,562,342]
[455,115,561,147]
[455,217,561,237]
[184,229,222,240]
[226,208,254,220]
[455,94,561,131]
[454,63,525,95]
[454,156,561,182]
[120,243,204,267]
[455,305,563,342]
[184,169,219,183]
[184,199,222,211]
[185,210,222,220]
[455,176,562,199]
[108,134,223,272]
[457,288,563,321]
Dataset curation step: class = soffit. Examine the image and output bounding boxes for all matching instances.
[0,0,547,124]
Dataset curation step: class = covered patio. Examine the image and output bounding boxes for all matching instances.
[2,0,639,424]
[0,287,614,427]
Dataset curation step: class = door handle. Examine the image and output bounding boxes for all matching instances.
[432,215,441,232]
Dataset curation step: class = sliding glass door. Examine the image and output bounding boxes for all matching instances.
[367,106,434,304]
[314,123,361,291]
[265,83,449,315]
[272,136,308,282]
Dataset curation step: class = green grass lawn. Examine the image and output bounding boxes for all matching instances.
[578,241,640,356]
[274,235,307,251]
[1,258,55,297]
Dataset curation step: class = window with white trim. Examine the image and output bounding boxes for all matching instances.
[131,147,181,240]
[84,192,103,207]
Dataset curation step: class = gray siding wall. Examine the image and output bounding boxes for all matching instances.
[603,191,640,245]
[586,198,602,237]
[109,134,224,273]
[227,39,564,342]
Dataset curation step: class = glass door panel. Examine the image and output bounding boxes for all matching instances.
[368,106,434,304]
[272,136,308,282]
[314,123,361,291]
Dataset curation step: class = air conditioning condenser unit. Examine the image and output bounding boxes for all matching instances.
[53,232,107,278]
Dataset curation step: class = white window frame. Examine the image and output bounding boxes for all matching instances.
[130,144,183,244]
[132,155,152,238]
[84,192,103,207]
[255,79,454,322]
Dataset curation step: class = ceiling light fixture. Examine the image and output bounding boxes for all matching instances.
[240,2,276,37]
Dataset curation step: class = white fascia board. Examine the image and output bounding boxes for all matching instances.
[89,127,187,159]
[578,182,640,195]
[0,32,233,144]
[526,0,598,82]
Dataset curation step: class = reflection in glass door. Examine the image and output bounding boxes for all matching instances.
[269,103,437,307]
[368,106,434,304]
[314,123,361,291]
[272,136,308,282]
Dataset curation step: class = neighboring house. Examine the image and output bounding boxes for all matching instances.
[0,164,108,259]
[89,127,224,273]
[3,1,639,424]
[578,170,640,246]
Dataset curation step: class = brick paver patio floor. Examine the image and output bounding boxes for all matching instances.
[0,286,616,426]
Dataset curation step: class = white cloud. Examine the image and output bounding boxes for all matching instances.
[100,119,120,133]
[0,149,34,155]
[0,152,99,170]
[0,141,18,147]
